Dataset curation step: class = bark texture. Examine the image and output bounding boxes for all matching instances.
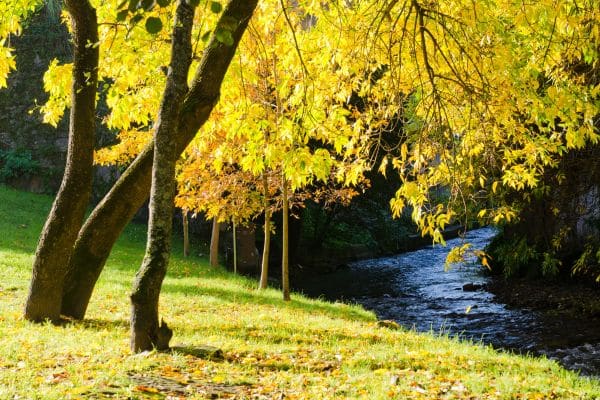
[131,1,194,352]
[24,0,98,322]
[61,0,259,319]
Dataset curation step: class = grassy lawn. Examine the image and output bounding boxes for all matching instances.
[0,185,598,399]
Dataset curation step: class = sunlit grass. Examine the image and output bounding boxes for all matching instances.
[0,185,598,399]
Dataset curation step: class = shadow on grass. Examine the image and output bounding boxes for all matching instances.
[69,318,130,331]
[163,282,374,323]
[169,345,224,360]
[180,320,379,347]
[104,242,212,275]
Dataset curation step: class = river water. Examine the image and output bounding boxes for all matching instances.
[294,227,600,376]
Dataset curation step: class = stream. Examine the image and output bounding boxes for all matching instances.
[293,227,600,377]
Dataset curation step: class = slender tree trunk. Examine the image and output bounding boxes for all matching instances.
[60,0,259,319]
[259,172,271,289]
[183,209,190,257]
[282,177,290,301]
[235,224,258,272]
[209,217,220,267]
[24,0,98,322]
[130,1,193,352]
[232,219,237,274]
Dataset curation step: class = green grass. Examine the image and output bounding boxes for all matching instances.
[0,184,599,399]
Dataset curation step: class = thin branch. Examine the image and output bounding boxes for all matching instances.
[279,0,309,78]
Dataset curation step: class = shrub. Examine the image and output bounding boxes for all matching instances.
[0,149,41,182]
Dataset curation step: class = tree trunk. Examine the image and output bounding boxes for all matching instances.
[235,223,258,273]
[233,219,237,274]
[130,0,193,352]
[209,217,220,267]
[282,177,290,301]
[61,145,153,319]
[60,0,259,319]
[183,209,190,257]
[259,172,271,289]
[24,0,98,322]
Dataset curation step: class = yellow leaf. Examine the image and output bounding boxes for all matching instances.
[400,143,408,160]
[492,181,499,193]
[378,156,388,177]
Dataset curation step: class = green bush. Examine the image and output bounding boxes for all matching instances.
[488,234,539,278]
[0,149,41,182]
[541,252,560,278]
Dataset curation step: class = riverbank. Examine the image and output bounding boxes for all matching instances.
[487,276,600,376]
[2,186,600,398]
[487,277,600,319]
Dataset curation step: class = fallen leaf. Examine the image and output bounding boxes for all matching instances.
[135,385,160,393]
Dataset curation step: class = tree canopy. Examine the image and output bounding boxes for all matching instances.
[6,1,594,240]
[88,0,600,247]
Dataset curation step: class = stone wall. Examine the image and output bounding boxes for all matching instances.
[1,7,120,196]
[0,9,71,192]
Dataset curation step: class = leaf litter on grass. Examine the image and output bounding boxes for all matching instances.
[2,185,600,399]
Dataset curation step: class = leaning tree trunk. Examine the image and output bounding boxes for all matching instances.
[282,177,290,301]
[60,0,260,319]
[130,0,193,352]
[24,0,98,322]
[61,144,152,319]
[259,172,271,289]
